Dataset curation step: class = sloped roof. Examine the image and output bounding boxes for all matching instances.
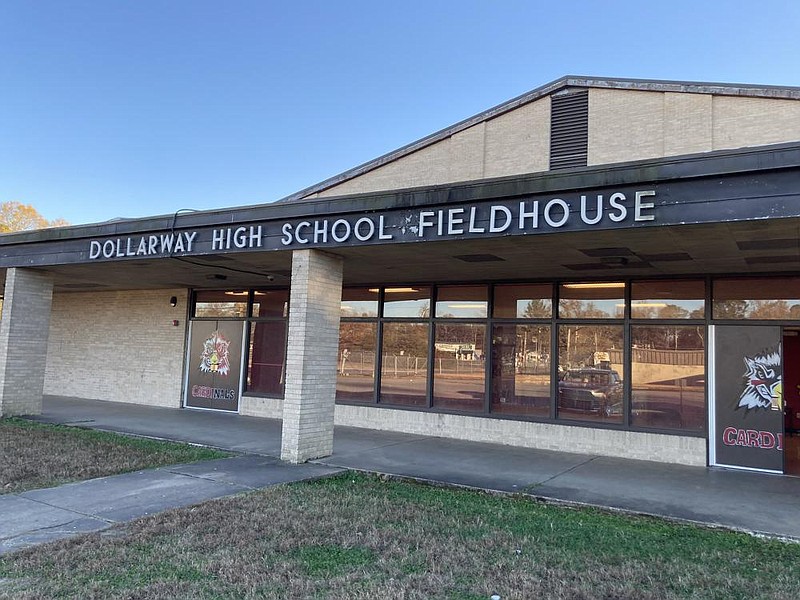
[278,75,800,204]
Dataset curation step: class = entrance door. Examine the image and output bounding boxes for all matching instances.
[184,320,246,412]
[783,330,800,475]
[710,325,784,472]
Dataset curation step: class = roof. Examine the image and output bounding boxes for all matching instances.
[277,75,800,204]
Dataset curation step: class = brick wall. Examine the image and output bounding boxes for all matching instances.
[44,289,187,408]
[281,250,343,462]
[0,269,54,416]
[334,404,707,467]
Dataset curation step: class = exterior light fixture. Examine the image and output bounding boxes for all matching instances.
[169,296,178,307]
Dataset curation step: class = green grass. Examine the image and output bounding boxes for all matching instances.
[1,472,798,599]
[0,417,230,494]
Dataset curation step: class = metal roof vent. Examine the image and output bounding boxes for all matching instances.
[549,89,588,170]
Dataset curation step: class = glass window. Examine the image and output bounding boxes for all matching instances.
[252,290,289,318]
[557,324,624,424]
[631,280,705,319]
[630,326,705,432]
[341,288,379,318]
[336,322,377,403]
[246,321,286,396]
[432,323,486,411]
[379,322,429,406]
[435,286,488,318]
[491,324,551,417]
[713,277,800,320]
[493,284,553,319]
[559,283,625,318]
[382,287,431,318]
[194,290,249,318]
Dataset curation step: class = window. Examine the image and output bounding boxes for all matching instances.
[557,324,624,424]
[432,322,485,411]
[559,282,625,318]
[336,322,377,403]
[713,277,800,320]
[630,326,705,432]
[193,290,249,318]
[380,322,429,406]
[631,280,705,319]
[491,324,551,417]
[494,284,553,319]
[383,287,431,318]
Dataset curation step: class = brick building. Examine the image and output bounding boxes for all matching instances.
[2,76,800,474]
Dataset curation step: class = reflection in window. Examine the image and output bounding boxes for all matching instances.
[435,286,488,318]
[252,290,289,318]
[557,324,624,424]
[713,277,800,320]
[631,280,705,319]
[382,287,431,318]
[380,322,429,406]
[341,288,379,318]
[630,326,705,431]
[559,282,625,318]
[494,284,553,319]
[194,290,249,318]
[247,321,286,396]
[432,323,485,411]
[336,322,377,403]
[491,324,550,417]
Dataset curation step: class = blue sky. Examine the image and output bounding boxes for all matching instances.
[2,1,799,225]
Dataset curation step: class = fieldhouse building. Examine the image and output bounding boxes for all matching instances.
[2,76,800,475]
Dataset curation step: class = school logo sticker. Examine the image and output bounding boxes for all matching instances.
[199,330,231,376]
[737,344,782,411]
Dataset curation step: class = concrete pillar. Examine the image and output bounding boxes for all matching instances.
[281,249,343,463]
[0,268,54,417]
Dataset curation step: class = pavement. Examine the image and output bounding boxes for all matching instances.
[3,395,800,554]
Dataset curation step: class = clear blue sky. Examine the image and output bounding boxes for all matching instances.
[2,1,799,225]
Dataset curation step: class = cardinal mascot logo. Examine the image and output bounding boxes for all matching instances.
[199,330,232,376]
[737,344,782,411]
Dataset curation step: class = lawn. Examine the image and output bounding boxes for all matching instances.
[0,472,798,599]
[0,417,229,494]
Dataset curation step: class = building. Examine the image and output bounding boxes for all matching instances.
[2,76,800,474]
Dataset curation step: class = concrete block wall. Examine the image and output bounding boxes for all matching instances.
[44,289,187,408]
[281,250,343,463]
[0,269,54,416]
[334,404,707,467]
[316,97,550,198]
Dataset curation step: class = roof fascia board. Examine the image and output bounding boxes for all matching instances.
[2,141,800,248]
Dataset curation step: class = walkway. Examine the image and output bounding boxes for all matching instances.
[4,395,799,554]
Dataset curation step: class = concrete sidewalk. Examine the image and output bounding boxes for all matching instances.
[0,454,342,555]
[16,395,800,545]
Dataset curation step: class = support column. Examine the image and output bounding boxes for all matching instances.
[0,268,54,417]
[281,249,343,463]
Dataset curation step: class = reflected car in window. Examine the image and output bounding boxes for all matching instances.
[558,368,623,416]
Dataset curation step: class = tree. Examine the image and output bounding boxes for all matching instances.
[0,201,68,233]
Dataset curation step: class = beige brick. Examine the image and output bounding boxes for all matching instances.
[43,289,187,408]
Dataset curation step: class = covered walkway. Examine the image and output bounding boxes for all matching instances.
[30,396,800,541]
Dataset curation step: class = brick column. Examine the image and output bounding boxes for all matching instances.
[0,268,54,417]
[281,249,343,463]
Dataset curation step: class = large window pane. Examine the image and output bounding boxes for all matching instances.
[341,288,379,318]
[494,284,553,319]
[435,286,488,318]
[252,290,288,318]
[336,322,377,403]
[432,323,486,411]
[491,324,551,417]
[713,277,800,320]
[630,326,705,431]
[631,280,705,319]
[194,290,249,318]
[247,321,286,396]
[380,322,429,406]
[382,287,431,318]
[557,325,624,424]
[559,283,625,318]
